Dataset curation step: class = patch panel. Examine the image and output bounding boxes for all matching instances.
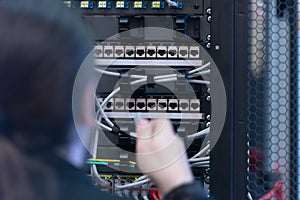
[146,99,157,111]
[125,46,135,58]
[179,46,189,58]
[80,1,94,9]
[114,98,125,110]
[151,1,164,9]
[189,46,200,59]
[98,1,111,9]
[168,99,178,111]
[125,98,135,110]
[190,99,200,112]
[94,45,103,58]
[133,1,146,9]
[96,45,205,59]
[167,46,178,58]
[115,1,129,9]
[146,46,156,58]
[136,98,146,111]
[135,46,146,58]
[179,99,189,111]
[157,99,168,111]
[157,46,167,58]
[114,46,124,58]
[103,46,114,57]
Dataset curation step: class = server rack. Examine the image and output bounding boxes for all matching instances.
[67,0,299,199]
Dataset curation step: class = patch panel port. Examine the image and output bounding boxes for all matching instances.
[136,98,146,111]
[158,99,168,111]
[167,46,177,58]
[179,46,188,58]
[105,98,114,111]
[157,46,167,58]
[135,46,146,58]
[147,99,157,111]
[125,98,135,110]
[94,45,103,58]
[179,99,189,111]
[189,46,200,58]
[114,46,124,58]
[146,46,156,58]
[114,98,125,110]
[190,99,200,111]
[168,99,178,111]
[104,46,114,57]
[125,46,135,58]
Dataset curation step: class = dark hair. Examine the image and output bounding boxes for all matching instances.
[0,0,91,148]
[0,0,92,199]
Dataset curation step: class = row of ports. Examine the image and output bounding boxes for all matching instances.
[64,1,182,9]
[98,98,201,112]
[94,45,200,59]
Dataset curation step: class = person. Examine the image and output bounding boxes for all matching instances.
[0,0,210,199]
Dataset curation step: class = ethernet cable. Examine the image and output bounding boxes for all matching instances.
[90,130,108,185]
[190,161,210,167]
[187,127,210,140]
[134,175,148,182]
[95,97,114,127]
[188,62,211,75]
[95,68,120,77]
[115,178,151,189]
[95,68,147,79]
[189,156,210,163]
[165,0,178,7]
[188,69,211,78]
[153,74,177,80]
[189,80,210,85]
[191,143,210,159]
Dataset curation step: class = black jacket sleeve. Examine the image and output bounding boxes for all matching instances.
[163,181,213,200]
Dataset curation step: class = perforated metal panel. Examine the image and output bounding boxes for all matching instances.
[247,0,298,199]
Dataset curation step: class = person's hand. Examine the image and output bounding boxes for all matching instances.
[135,118,194,196]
